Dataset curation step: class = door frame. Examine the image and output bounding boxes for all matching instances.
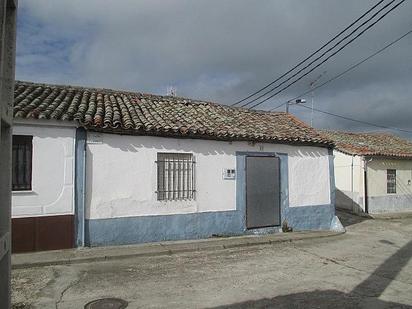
[245,155,281,229]
[236,151,289,231]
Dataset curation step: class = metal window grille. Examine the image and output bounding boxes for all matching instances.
[387,169,396,194]
[156,153,195,201]
[12,135,33,191]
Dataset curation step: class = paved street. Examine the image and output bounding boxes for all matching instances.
[12,211,412,308]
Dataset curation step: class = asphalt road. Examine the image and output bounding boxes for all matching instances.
[12,211,412,308]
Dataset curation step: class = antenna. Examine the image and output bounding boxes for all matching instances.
[309,71,327,127]
[167,86,177,97]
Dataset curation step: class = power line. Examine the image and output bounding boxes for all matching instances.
[240,0,398,108]
[247,0,406,110]
[296,104,412,134]
[247,0,405,109]
[231,0,386,106]
[269,28,412,111]
[244,0,399,108]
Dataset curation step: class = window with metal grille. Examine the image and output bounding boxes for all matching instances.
[156,153,195,201]
[12,135,33,191]
[387,169,396,194]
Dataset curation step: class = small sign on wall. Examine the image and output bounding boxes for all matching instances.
[223,168,236,180]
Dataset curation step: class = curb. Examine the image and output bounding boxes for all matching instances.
[336,208,412,220]
[336,208,373,219]
[12,231,345,269]
[369,212,412,220]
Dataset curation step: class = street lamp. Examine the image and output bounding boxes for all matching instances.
[286,98,306,113]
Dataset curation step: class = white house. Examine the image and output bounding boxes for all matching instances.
[322,130,412,215]
[11,81,339,252]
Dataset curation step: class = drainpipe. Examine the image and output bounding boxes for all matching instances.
[75,127,87,247]
[351,155,354,212]
[363,157,373,214]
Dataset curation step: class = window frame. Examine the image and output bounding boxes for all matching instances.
[386,169,396,194]
[156,152,196,201]
[12,135,33,191]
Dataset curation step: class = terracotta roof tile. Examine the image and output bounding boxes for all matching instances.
[13,81,333,147]
[321,130,412,158]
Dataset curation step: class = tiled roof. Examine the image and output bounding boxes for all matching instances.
[13,81,333,147]
[321,130,412,158]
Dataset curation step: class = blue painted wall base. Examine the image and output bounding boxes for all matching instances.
[85,210,244,246]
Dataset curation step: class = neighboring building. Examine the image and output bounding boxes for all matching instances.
[322,130,412,215]
[0,1,17,308]
[11,123,76,251]
[12,80,339,252]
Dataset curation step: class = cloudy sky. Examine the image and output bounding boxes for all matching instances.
[16,0,412,138]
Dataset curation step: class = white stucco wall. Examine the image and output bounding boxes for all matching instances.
[367,159,412,197]
[333,151,412,214]
[86,133,331,219]
[333,150,364,212]
[11,124,76,217]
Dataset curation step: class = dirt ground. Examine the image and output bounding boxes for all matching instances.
[11,210,412,308]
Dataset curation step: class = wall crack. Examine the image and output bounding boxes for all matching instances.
[55,272,85,309]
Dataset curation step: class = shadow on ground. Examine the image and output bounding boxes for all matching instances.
[208,289,412,309]
[209,239,412,309]
[336,208,371,228]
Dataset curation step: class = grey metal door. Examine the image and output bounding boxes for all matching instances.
[246,156,280,229]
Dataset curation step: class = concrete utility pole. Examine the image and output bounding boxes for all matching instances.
[0,1,18,308]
